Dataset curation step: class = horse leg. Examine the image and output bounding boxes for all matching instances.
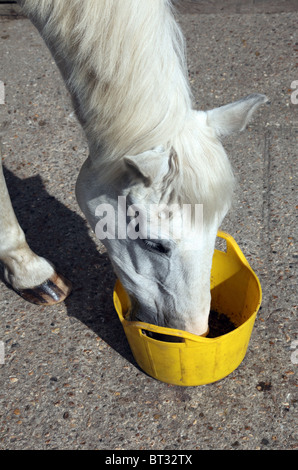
[0,158,72,305]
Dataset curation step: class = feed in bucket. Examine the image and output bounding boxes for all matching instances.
[113,231,262,386]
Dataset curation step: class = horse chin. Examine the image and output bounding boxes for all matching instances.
[124,284,210,337]
[129,305,209,338]
[186,323,210,337]
[126,296,208,336]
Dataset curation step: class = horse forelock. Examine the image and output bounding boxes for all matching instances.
[170,113,236,223]
[142,113,235,224]
[98,111,235,227]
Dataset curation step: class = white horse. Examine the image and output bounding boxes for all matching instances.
[0,0,267,335]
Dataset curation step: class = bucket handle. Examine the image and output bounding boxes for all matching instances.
[131,321,209,343]
[217,231,250,267]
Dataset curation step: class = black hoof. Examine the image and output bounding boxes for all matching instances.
[15,273,72,305]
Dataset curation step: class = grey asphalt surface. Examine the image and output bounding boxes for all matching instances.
[0,1,297,451]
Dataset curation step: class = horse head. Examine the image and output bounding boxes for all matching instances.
[77,94,267,336]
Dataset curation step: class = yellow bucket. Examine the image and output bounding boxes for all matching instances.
[113,231,262,386]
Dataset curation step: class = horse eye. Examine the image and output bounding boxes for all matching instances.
[142,239,170,254]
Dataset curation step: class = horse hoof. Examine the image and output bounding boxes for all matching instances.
[15,273,72,305]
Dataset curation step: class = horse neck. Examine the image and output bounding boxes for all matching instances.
[21,0,192,163]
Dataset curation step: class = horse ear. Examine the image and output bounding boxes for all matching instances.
[207,93,268,137]
[123,148,170,184]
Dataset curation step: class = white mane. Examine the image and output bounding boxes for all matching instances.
[21,0,234,219]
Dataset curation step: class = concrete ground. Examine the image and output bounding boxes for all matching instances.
[0,1,297,451]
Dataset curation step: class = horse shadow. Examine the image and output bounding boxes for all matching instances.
[1,167,136,365]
